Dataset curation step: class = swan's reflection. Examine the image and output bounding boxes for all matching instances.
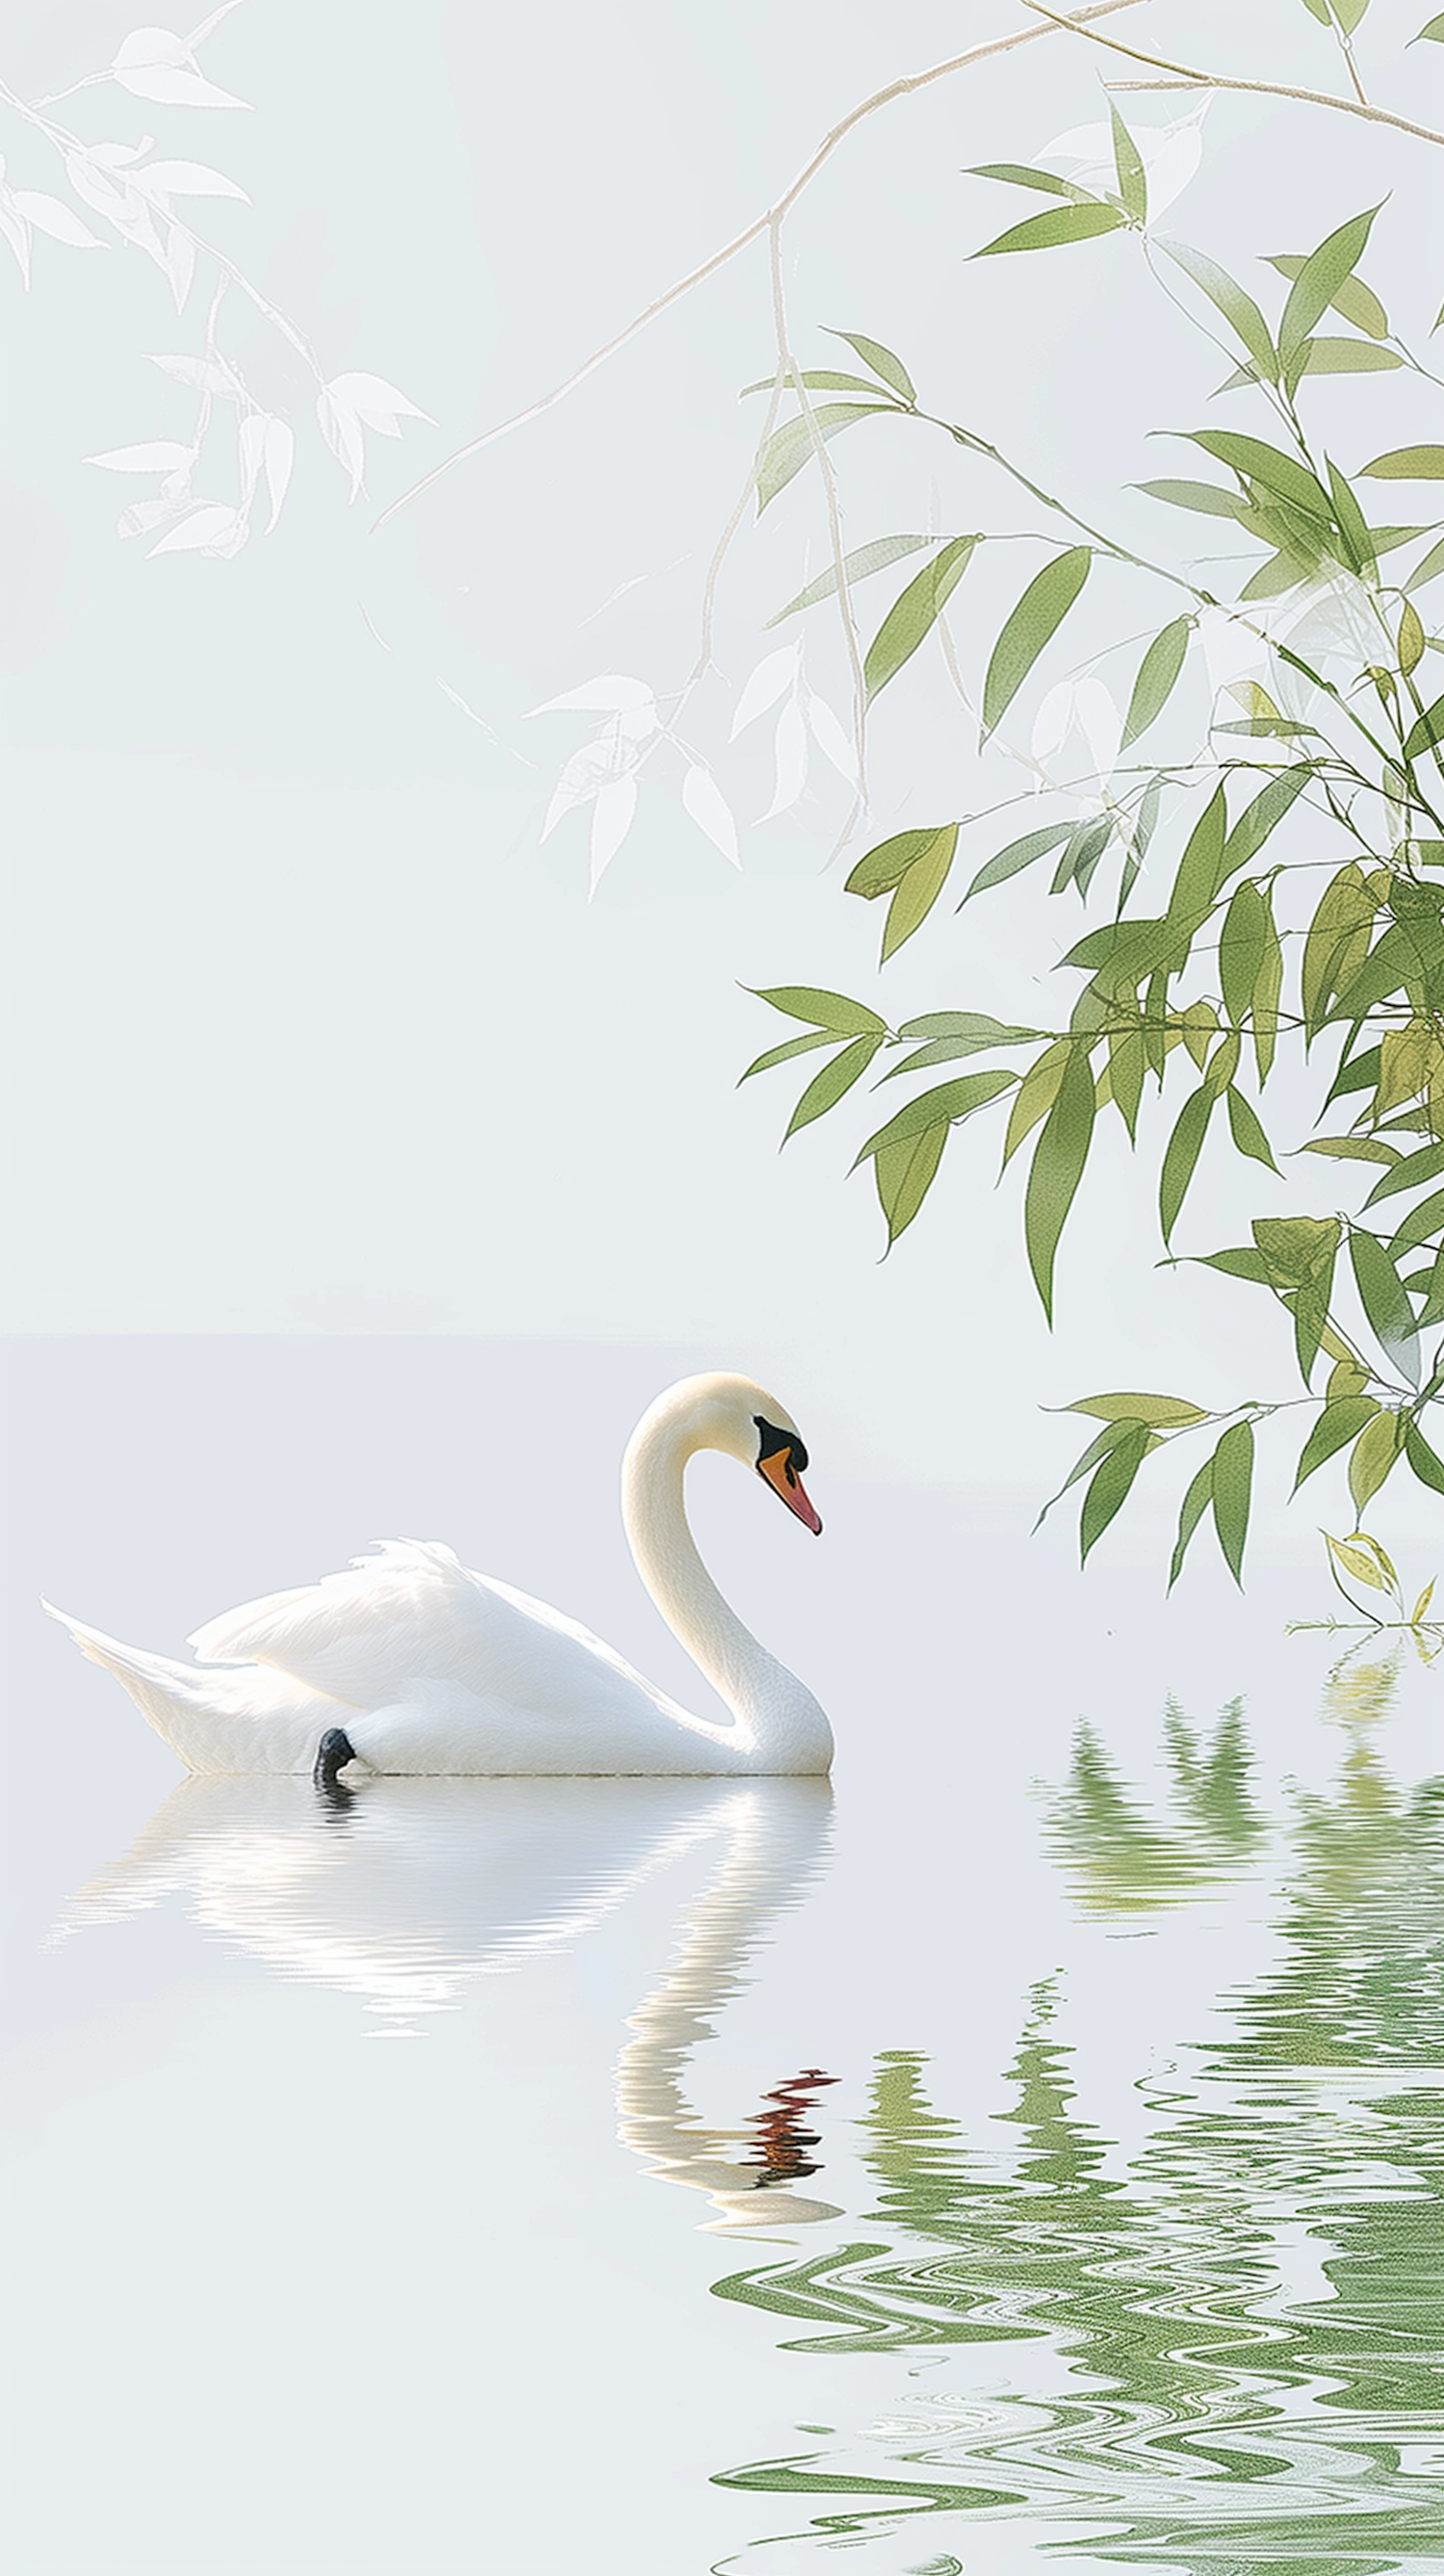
[61,1772,839,2228]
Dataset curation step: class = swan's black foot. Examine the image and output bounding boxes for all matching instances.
[313,1726,357,1795]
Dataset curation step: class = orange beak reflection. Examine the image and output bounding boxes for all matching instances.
[759,1447,823,1534]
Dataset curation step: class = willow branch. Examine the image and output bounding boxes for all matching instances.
[1018,1,1444,149]
[372,0,1155,531]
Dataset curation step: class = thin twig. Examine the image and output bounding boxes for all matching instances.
[1018,1,1444,149]
[372,0,1156,533]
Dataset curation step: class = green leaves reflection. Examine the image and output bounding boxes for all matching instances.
[711,1707,1444,2571]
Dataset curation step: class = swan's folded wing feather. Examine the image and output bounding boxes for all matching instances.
[187,1538,684,1724]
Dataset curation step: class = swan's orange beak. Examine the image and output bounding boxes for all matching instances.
[759,1448,823,1534]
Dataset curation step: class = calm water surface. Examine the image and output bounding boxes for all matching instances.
[5,1635,1442,2575]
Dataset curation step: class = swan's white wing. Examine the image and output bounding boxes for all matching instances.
[188,1538,688,1723]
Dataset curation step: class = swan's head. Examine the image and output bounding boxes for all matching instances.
[638,1373,822,1535]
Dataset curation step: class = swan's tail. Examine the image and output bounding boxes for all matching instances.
[43,1603,331,1775]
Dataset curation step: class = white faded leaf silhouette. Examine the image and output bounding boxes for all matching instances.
[325,372,434,434]
[803,687,857,785]
[111,27,251,110]
[0,204,29,286]
[147,502,242,554]
[731,643,800,739]
[540,732,645,836]
[87,440,194,471]
[149,349,235,395]
[529,675,657,720]
[682,765,740,866]
[117,495,186,538]
[161,220,195,310]
[129,160,249,200]
[13,192,107,249]
[239,415,293,531]
[317,389,367,499]
[762,694,809,819]
[588,777,638,891]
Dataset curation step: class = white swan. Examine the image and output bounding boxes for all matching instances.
[46,1372,834,1779]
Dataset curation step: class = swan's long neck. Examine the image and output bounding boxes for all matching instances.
[622,1398,833,1775]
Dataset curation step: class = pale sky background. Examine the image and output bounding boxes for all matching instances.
[4,0,1443,1514]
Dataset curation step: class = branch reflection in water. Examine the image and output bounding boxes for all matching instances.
[59,1772,841,2228]
[711,1676,1444,2574]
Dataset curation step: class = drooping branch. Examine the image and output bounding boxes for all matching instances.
[372,0,1156,532]
[1019,0,1444,150]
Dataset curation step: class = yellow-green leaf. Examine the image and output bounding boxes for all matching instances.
[1349,1406,1405,1514]
[1068,1392,1209,1426]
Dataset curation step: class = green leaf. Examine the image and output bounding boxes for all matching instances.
[1160,240,1277,380]
[1003,1039,1070,1168]
[1136,477,1253,522]
[883,1017,1045,1077]
[1180,429,1335,524]
[1349,1406,1405,1514]
[1226,1087,1280,1172]
[1351,1229,1421,1382]
[1405,1416,1444,1493]
[1169,782,1228,921]
[982,550,1091,734]
[1362,1138,1444,1205]
[757,404,891,511]
[1403,693,1444,762]
[1159,1084,1217,1245]
[882,827,960,962]
[1122,618,1190,750]
[1109,103,1147,224]
[1195,1245,1271,1281]
[873,1121,948,1245]
[739,1026,837,1082]
[1302,863,1376,1034]
[1386,1182,1444,1262]
[1253,1213,1341,1289]
[1278,207,1380,367]
[1297,0,1331,20]
[1417,11,1444,36]
[1326,455,1377,580]
[964,161,1098,202]
[1333,0,1370,29]
[752,986,888,1035]
[1265,251,1388,340]
[896,1010,1045,1044]
[1080,1421,1154,1564]
[1406,536,1444,594]
[765,534,934,625]
[1212,1419,1254,1585]
[1220,880,1268,1032]
[1025,1042,1096,1322]
[784,1033,885,1139]
[1298,338,1403,374]
[1050,816,1112,899]
[857,1069,1018,1163]
[1035,1416,1141,1531]
[974,202,1126,258]
[741,370,897,399]
[1293,1394,1381,1490]
[847,828,950,898]
[1300,1133,1402,1166]
[1325,1529,1394,1592]
[1399,598,1427,677]
[1361,446,1444,478]
[961,822,1074,903]
[825,329,917,403]
[1069,1391,1209,1425]
[864,538,978,701]
[1219,766,1312,887]
[1240,551,1311,602]
[1324,1042,1381,1111]
[1169,1455,1215,1590]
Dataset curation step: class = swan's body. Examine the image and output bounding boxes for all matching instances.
[46,1374,833,1778]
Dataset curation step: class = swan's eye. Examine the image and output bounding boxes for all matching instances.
[754,1414,808,1482]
